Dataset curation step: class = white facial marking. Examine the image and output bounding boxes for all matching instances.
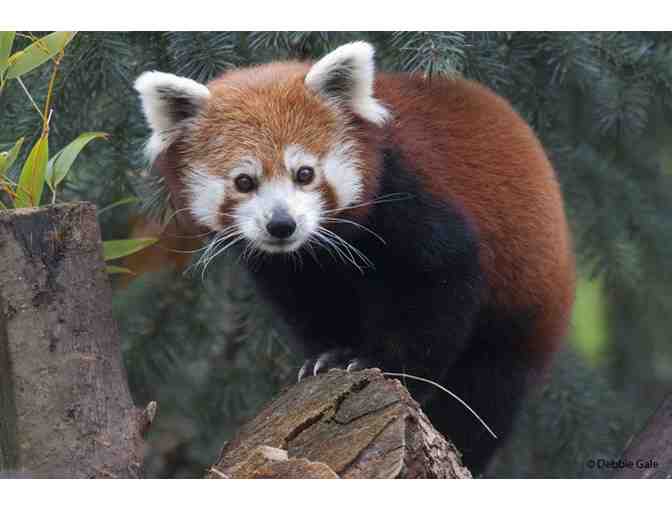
[284,145,319,174]
[184,142,363,254]
[183,167,226,230]
[323,141,363,208]
[235,178,324,253]
[134,71,210,161]
[283,144,323,189]
[305,41,390,126]
[229,156,263,182]
[144,134,166,163]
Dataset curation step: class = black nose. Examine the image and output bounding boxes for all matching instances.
[266,209,296,239]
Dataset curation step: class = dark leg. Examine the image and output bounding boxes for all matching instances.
[421,317,538,475]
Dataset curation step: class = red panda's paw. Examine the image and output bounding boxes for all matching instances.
[297,349,371,382]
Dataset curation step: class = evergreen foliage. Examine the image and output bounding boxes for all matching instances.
[2,31,671,477]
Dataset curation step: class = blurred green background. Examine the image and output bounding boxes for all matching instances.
[2,31,672,478]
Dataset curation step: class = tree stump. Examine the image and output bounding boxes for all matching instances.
[0,203,151,478]
[207,368,471,479]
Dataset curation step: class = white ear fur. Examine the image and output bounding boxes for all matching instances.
[305,41,390,126]
[134,71,210,159]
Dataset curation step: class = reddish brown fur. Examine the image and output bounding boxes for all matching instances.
[157,63,575,363]
[137,56,576,474]
[370,74,575,360]
[161,62,385,224]
[188,64,340,179]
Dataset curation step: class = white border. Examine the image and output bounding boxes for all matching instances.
[2,10,669,502]
[0,479,668,509]
[1,2,669,30]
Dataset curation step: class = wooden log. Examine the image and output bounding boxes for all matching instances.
[613,393,672,479]
[207,368,471,479]
[0,203,151,478]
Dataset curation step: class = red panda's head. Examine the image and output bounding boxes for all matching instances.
[135,42,389,255]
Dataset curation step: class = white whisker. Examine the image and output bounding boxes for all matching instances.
[313,229,355,270]
[199,234,246,279]
[319,226,374,270]
[322,216,386,245]
[316,227,373,274]
[383,372,498,440]
[161,244,210,255]
[162,206,192,225]
[185,227,246,279]
[322,192,414,215]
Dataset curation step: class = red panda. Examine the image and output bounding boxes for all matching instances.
[134,41,575,474]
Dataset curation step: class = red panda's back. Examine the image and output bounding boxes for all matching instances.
[375,74,575,357]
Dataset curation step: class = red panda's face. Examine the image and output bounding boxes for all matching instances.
[135,42,389,255]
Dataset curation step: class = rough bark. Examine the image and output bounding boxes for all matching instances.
[613,393,672,479]
[207,368,471,479]
[0,203,150,478]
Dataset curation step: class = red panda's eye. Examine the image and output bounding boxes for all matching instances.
[235,174,256,193]
[296,166,315,185]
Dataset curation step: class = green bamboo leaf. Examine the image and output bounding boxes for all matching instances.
[46,132,108,192]
[103,237,158,261]
[45,147,63,189]
[0,137,24,177]
[14,135,48,208]
[106,264,134,275]
[0,31,15,75]
[5,32,76,80]
[97,196,140,216]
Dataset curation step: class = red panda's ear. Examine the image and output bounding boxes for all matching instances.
[305,41,390,126]
[134,71,210,160]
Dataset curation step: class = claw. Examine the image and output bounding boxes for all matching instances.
[346,359,362,372]
[298,351,370,382]
[297,360,311,382]
[313,352,332,376]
